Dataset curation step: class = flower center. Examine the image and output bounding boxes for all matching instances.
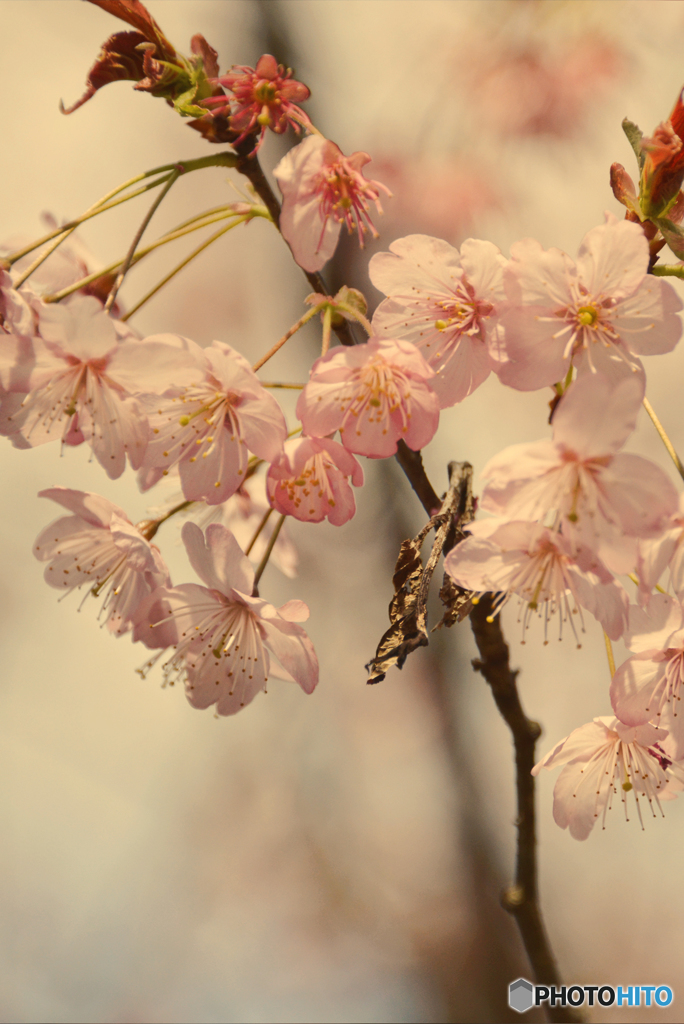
[577,304,598,327]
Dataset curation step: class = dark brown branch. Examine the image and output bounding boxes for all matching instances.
[470,597,584,1024]
[233,141,356,348]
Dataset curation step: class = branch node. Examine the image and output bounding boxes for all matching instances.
[502,885,525,912]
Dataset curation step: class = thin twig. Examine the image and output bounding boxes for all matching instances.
[252,514,286,592]
[252,305,320,372]
[643,396,684,481]
[105,169,181,313]
[245,507,274,556]
[122,217,249,321]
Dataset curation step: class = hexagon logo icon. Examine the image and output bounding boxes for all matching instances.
[509,978,534,1013]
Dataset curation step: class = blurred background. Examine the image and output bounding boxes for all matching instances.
[3,2,684,1021]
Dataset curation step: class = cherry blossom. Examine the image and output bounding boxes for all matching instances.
[205,54,310,151]
[533,716,684,840]
[611,594,684,758]
[134,523,318,716]
[493,213,682,390]
[637,494,684,604]
[444,519,629,641]
[369,234,506,407]
[139,338,287,504]
[267,436,363,525]
[479,373,678,570]
[0,269,37,394]
[297,338,439,459]
[34,487,169,635]
[0,295,148,478]
[274,135,390,273]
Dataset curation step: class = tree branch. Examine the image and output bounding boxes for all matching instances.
[470,596,584,1024]
[233,141,356,348]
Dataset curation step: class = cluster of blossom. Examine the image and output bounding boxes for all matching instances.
[9,3,684,839]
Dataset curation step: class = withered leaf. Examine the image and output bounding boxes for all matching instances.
[433,574,474,630]
[366,461,475,684]
[60,31,150,114]
[366,539,429,684]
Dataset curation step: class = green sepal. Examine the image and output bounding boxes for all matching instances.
[622,118,646,172]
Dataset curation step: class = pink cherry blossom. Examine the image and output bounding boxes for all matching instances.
[34,487,169,635]
[611,594,684,758]
[134,522,318,716]
[139,338,287,504]
[274,135,391,273]
[297,338,439,459]
[480,373,678,570]
[205,54,311,152]
[370,234,507,408]
[494,214,683,390]
[532,716,684,840]
[0,269,37,394]
[444,519,629,641]
[637,494,684,604]
[267,436,363,525]
[0,295,148,478]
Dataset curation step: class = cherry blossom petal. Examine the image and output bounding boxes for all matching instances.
[181,521,254,597]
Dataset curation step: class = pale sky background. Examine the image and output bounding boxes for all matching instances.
[3,2,684,1022]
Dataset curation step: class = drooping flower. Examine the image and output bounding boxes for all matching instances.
[494,213,682,390]
[134,522,318,716]
[139,338,287,504]
[274,135,391,273]
[0,295,148,478]
[532,716,684,840]
[369,234,506,407]
[479,373,678,571]
[267,436,364,525]
[297,337,439,459]
[444,519,629,641]
[611,594,684,758]
[204,54,311,152]
[34,487,169,636]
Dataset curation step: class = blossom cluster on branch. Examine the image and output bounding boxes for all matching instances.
[6,0,684,855]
